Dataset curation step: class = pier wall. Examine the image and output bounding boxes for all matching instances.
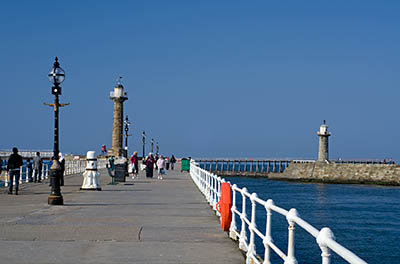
[270,162,400,185]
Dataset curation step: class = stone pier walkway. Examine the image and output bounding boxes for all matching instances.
[0,163,244,263]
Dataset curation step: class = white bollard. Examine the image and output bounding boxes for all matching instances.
[81,151,101,191]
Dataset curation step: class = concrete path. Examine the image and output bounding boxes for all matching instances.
[0,163,244,263]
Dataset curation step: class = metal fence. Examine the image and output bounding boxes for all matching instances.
[1,163,51,187]
[1,158,107,187]
[190,160,367,264]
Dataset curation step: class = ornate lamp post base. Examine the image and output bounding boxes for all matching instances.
[48,158,64,206]
[48,194,64,205]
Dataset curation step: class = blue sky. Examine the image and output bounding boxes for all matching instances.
[1,1,399,160]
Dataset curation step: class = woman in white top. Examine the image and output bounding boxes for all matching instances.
[156,155,166,180]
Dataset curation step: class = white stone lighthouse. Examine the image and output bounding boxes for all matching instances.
[109,77,128,157]
[317,120,331,162]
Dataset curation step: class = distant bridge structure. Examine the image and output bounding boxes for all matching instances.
[196,159,292,176]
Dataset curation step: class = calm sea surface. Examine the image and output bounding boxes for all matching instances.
[225,176,400,264]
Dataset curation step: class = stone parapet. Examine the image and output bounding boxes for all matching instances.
[270,162,400,186]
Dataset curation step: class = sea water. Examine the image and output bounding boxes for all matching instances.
[225,176,400,263]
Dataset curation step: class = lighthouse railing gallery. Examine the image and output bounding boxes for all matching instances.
[189,160,367,264]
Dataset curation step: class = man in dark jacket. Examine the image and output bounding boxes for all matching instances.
[7,147,23,195]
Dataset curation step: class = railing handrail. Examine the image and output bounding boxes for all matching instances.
[189,160,368,264]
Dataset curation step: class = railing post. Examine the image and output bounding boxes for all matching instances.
[26,166,29,182]
[206,171,211,203]
[210,172,216,210]
[5,171,9,187]
[229,184,238,240]
[246,193,258,263]
[44,164,49,179]
[239,187,248,250]
[317,227,335,264]
[42,164,45,180]
[203,172,207,194]
[19,166,23,184]
[210,172,215,208]
[285,208,299,264]
[216,176,222,216]
[263,199,274,264]
[213,176,218,211]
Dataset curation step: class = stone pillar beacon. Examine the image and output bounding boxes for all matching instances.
[317,120,331,162]
[109,77,128,157]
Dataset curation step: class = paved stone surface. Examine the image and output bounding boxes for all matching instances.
[0,163,244,263]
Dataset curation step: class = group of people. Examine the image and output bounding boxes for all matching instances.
[129,152,176,180]
[1,148,65,195]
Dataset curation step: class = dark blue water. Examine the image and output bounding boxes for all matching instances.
[225,177,400,264]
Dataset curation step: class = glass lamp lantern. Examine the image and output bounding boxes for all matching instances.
[48,57,65,85]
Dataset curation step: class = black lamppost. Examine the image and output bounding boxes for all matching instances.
[156,142,159,156]
[45,57,69,206]
[142,131,146,160]
[151,138,154,153]
[123,115,131,158]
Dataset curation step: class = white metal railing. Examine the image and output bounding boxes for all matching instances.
[190,160,367,264]
[64,159,86,175]
[3,163,51,187]
[2,157,108,187]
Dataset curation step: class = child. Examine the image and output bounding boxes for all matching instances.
[156,155,166,180]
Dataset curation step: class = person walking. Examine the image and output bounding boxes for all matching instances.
[0,156,3,175]
[108,156,115,172]
[170,154,176,170]
[7,147,23,195]
[33,152,42,183]
[145,153,155,178]
[130,151,139,179]
[165,157,170,170]
[156,155,166,180]
[101,145,107,156]
[154,154,159,170]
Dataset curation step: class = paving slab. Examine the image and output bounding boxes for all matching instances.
[0,163,244,263]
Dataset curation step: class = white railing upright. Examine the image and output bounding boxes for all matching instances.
[190,160,367,264]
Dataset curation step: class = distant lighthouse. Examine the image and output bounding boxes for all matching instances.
[109,77,128,157]
[317,120,331,162]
